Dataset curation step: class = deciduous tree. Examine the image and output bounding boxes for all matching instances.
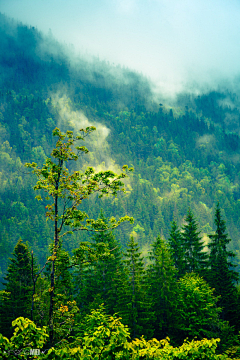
[25,127,133,344]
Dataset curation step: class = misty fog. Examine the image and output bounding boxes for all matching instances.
[2,0,240,97]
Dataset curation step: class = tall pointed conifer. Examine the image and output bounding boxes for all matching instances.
[168,220,185,278]
[181,208,207,275]
[207,203,239,326]
[115,236,153,339]
[147,236,177,339]
[0,239,36,337]
[74,210,124,315]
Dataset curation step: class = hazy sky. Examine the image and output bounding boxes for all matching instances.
[1,0,240,93]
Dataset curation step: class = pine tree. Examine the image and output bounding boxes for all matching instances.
[147,236,177,339]
[115,236,154,339]
[74,210,124,315]
[207,203,239,326]
[175,273,224,343]
[168,220,185,278]
[181,208,207,275]
[0,239,36,337]
[73,257,90,317]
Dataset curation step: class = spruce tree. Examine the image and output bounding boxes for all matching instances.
[207,203,239,326]
[168,220,185,278]
[175,273,224,343]
[181,208,207,275]
[74,210,124,315]
[115,236,154,339]
[0,239,35,337]
[147,236,177,339]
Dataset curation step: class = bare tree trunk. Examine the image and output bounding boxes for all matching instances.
[31,251,36,321]
[49,161,62,345]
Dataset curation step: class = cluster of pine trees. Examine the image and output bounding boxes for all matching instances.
[0,126,238,358]
[0,204,239,351]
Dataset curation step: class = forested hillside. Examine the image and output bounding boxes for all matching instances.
[1,13,240,279]
[2,12,240,358]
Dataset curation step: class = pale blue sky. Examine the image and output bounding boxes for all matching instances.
[1,0,240,93]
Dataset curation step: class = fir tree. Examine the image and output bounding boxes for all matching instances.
[175,273,224,343]
[207,203,239,326]
[73,259,89,317]
[115,236,154,339]
[0,239,36,337]
[168,220,185,278]
[181,208,207,275]
[147,236,177,339]
[75,210,124,315]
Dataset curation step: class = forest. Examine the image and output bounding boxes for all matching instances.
[1,12,240,358]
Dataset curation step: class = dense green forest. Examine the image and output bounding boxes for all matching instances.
[1,12,240,358]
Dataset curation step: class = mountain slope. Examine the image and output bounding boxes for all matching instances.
[1,13,240,283]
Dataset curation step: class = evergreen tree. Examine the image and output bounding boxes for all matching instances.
[0,239,36,337]
[181,208,207,275]
[168,220,185,278]
[147,236,177,339]
[175,273,224,343]
[74,210,124,315]
[207,203,239,326]
[73,258,89,317]
[115,236,154,339]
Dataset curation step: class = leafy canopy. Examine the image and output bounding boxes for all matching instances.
[25,127,134,235]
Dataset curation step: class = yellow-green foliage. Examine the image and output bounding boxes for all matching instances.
[0,317,48,359]
[0,312,235,360]
[129,337,229,359]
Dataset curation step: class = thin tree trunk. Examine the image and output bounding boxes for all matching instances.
[131,254,136,339]
[31,251,36,321]
[49,161,62,345]
[49,194,58,345]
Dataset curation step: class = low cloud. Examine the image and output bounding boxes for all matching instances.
[196,134,215,147]
[51,93,110,147]
[4,0,240,100]
[50,93,132,188]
